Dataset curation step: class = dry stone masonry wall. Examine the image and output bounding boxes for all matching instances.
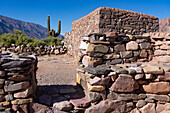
[0,52,37,113]
[65,7,159,58]
[144,32,170,65]
[76,33,170,113]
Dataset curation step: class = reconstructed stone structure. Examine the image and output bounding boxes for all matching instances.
[65,7,159,58]
[0,52,37,113]
[75,33,170,113]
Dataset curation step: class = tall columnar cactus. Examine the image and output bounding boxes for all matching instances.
[47,15,50,37]
[47,15,61,37]
[55,20,61,37]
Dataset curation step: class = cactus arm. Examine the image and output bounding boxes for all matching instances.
[55,20,61,37]
[47,15,50,37]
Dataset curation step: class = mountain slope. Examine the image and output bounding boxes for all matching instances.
[159,17,170,32]
[0,15,47,39]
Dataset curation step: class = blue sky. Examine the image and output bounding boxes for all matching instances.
[0,0,170,35]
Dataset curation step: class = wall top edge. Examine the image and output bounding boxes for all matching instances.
[72,7,158,25]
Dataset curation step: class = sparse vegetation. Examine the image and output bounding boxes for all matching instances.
[0,29,63,47]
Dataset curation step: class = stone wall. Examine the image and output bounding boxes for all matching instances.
[144,32,170,65]
[76,33,170,113]
[65,7,159,58]
[0,52,37,113]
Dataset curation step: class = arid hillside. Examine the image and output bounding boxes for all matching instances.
[159,17,170,32]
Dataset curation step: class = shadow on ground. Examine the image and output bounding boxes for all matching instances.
[35,85,85,106]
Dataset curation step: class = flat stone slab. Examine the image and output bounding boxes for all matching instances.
[84,67,110,75]
[70,97,90,108]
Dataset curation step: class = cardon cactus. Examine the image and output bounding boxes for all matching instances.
[55,20,61,37]
[47,15,50,37]
[47,15,61,37]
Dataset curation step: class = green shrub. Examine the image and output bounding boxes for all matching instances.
[0,29,63,47]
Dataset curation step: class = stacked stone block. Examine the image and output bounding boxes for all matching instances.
[76,33,170,113]
[0,52,37,113]
[144,32,170,65]
[65,7,159,58]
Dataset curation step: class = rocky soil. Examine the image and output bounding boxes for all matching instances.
[36,54,77,86]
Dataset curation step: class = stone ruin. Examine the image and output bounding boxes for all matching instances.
[0,7,169,113]
[76,33,170,113]
[0,52,37,112]
[65,7,159,58]
[64,7,169,113]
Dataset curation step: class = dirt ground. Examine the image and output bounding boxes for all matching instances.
[36,54,77,86]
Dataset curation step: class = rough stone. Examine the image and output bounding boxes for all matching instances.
[126,41,139,50]
[135,74,144,80]
[140,50,148,58]
[88,52,104,58]
[145,98,155,103]
[142,82,170,94]
[79,41,89,50]
[146,94,170,102]
[11,98,33,105]
[0,89,5,95]
[0,79,5,88]
[85,100,126,113]
[90,76,110,85]
[14,86,33,98]
[81,37,90,41]
[143,66,164,75]
[130,108,141,113]
[154,50,168,56]
[117,94,139,101]
[0,71,5,77]
[8,74,31,81]
[87,44,109,53]
[53,101,72,112]
[106,59,122,66]
[139,103,156,113]
[30,103,53,113]
[126,102,135,112]
[84,67,110,75]
[139,42,151,49]
[136,100,146,108]
[87,83,105,91]
[114,44,125,52]
[160,44,170,50]
[12,104,28,113]
[4,81,30,92]
[145,74,154,79]
[110,66,128,74]
[70,97,90,108]
[103,53,120,60]
[120,51,133,58]
[88,91,101,103]
[156,103,170,113]
[107,91,118,100]
[2,60,29,69]
[82,56,103,67]
[110,74,139,92]
[5,94,13,101]
[158,72,170,81]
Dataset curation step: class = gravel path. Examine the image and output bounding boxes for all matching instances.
[36,54,77,86]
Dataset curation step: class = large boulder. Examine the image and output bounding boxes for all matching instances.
[110,74,139,92]
[85,100,126,113]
